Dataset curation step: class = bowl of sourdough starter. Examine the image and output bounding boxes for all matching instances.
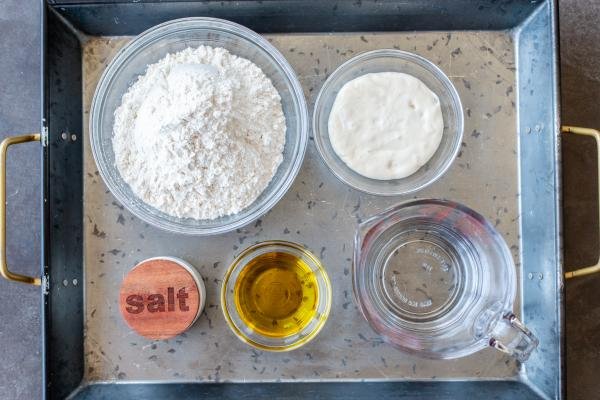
[90,18,308,235]
[313,49,463,195]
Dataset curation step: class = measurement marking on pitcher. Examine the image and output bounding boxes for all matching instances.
[416,247,450,271]
[391,275,433,308]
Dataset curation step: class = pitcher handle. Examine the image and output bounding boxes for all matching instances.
[488,313,539,362]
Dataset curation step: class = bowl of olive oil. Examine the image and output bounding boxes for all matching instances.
[221,241,332,351]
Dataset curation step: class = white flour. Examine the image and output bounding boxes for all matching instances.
[113,46,286,220]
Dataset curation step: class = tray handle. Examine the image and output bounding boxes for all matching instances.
[562,126,600,279]
[0,134,41,286]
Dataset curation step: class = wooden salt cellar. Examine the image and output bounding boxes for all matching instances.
[119,257,205,340]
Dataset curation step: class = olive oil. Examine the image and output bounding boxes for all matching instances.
[234,251,319,338]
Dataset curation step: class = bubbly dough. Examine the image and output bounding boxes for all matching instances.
[328,72,444,180]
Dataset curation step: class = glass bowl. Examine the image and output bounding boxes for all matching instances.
[313,49,463,196]
[221,241,332,351]
[353,199,538,361]
[90,17,308,235]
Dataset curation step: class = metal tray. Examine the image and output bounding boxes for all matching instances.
[32,1,562,398]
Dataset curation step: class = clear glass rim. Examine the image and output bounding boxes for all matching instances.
[313,49,464,196]
[90,17,308,235]
[221,241,332,352]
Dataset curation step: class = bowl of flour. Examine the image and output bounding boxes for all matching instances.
[313,49,463,196]
[90,18,308,235]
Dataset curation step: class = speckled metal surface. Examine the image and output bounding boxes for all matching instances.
[82,31,520,383]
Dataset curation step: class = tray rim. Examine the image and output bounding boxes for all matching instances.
[39,1,563,399]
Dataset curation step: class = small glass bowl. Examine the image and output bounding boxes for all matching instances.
[313,49,463,196]
[221,241,332,351]
[90,18,308,235]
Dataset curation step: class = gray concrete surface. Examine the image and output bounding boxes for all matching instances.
[560,2,600,400]
[0,0,597,398]
[0,1,42,399]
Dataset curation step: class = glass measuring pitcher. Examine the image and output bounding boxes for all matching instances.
[353,199,538,362]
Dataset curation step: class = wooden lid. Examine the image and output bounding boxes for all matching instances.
[119,257,205,340]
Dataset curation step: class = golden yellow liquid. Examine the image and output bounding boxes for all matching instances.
[234,251,319,338]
